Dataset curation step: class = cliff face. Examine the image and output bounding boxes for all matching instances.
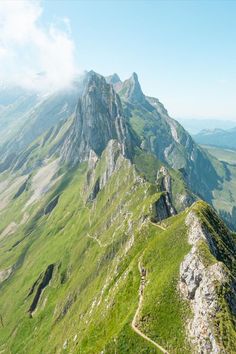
[61,71,133,165]
[179,203,236,353]
[110,73,236,229]
[116,74,220,203]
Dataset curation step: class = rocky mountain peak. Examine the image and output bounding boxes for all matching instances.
[105,73,121,85]
[131,71,139,82]
[61,71,133,165]
[115,72,155,113]
[118,72,146,104]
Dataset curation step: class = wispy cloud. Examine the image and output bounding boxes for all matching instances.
[0,0,77,91]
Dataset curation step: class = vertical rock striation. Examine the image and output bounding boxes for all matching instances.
[61,71,133,165]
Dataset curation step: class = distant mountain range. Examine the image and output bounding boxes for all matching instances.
[193,127,236,151]
[0,71,235,353]
[178,118,236,134]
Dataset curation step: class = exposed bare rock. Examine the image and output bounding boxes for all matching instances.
[20,212,30,225]
[106,73,121,85]
[157,166,176,219]
[85,149,99,191]
[28,264,54,315]
[179,210,236,353]
[61,71,133,165]
[166,116,180,144]
[13,176,30,199]
[25,159,60,208]
[100,140,125,189]
[44,195,60,215]
[54,292,77,322]
[87,140,127,203]
[87,178,100,202]
[0,222,18,240]
[177,193,195,209]
[185,211,220,257]
[0,267,12,284]
[151,192,176,222]
[0,175,28,211]
[180,249,205,300]
[88,149,98,170]
[157,166,172,194]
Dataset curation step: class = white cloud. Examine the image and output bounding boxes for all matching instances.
[0,0,77,91]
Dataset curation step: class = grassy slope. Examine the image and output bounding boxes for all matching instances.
[133,149,195,212]
[0,145,235,353]
[129,103,236,228]
[201,145,236,165]
[0,146,193,354]
[199,145,236,215]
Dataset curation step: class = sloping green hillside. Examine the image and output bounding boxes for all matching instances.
[0,71,236,354]
[0,141,235,353]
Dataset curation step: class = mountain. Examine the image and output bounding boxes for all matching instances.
[0,71,235,353]
[193,127,236,151]
[60,71,134,165]
[177,118,236,135]
[108,73,236,230]
[0,83,80,172]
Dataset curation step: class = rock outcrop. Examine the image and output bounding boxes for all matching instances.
[115,72,154,111]
[99,140,125,189]
[61,71,133,165]
[44,195,60,215]
[29,264,54,315]
[155,166,176,217]
[116,73,223,216]
[151,193,176,222]
[157,166,172,195]
[0,267,12,284]
[179,208,236,353]
[87,140,127,202]
[105,73,122,86]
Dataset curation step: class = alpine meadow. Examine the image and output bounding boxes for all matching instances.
[0,1,236,354]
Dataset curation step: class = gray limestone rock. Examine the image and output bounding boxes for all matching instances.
[179,210,236,353]
[61,71,133,166]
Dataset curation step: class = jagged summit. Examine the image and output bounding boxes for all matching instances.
[61,70,133,165]
[105,73,121,85]
[131,72,138,79]
[105,73,123,93]
[116,72,146,105]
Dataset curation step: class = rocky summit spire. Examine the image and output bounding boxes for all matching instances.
[61,71,133,165]
[105,73,121,85]
[115,72,155,112]
[116,72,146,104]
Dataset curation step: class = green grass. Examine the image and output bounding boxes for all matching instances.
[201,145,236,165]
[0,146,193,353]
[0,147,235,353]
[140,216,191,354]
[215,281,236,352]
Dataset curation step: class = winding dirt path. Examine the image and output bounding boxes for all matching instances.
[150,222,167,231]
[86,233,106,248]
[131,260,169,354]
[88,217,169,352]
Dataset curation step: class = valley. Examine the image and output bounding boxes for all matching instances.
[201,144,236,165]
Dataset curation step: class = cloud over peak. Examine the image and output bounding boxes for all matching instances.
[0,0,77,91]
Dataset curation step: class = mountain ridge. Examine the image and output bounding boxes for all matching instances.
[194,126,236,151]
[0,69,235,353]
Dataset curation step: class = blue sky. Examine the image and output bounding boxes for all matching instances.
[1,0,236,120]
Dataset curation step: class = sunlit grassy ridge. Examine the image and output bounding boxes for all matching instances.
[0,144,190,353]
[0,145,235,353]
